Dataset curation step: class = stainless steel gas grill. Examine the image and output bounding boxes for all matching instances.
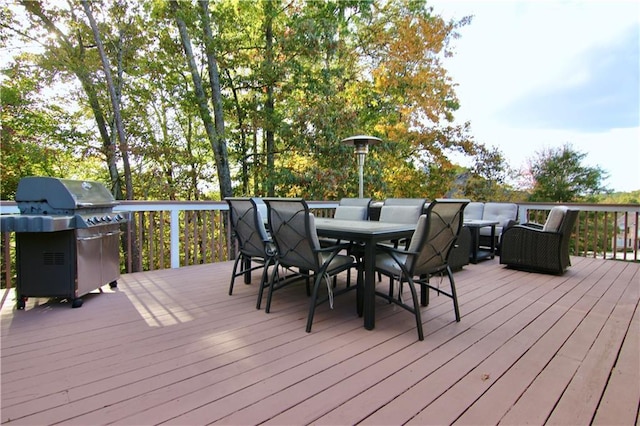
[0,177,127,309]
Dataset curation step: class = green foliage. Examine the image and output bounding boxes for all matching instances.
[597,190,640,205]
[527,143,611,202]
[0,64,94,199]
[2,0,490,202]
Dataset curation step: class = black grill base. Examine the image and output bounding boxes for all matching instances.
[14,226,121,309]
[16,231,76,300]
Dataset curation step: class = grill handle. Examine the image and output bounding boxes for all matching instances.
[77,235,102,241]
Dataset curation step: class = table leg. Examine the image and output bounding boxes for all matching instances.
[363,241,376,330]
[470,228,480,264]
[490,225,496,259]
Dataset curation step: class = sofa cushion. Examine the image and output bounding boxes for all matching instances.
[480,202,518,236]
[543,206,568,232]
[464,202,484,221]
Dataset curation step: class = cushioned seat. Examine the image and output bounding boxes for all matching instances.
[500,206,578,275]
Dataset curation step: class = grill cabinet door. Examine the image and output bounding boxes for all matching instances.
[76,228,104,296]
[101,227,121,284]
[16,231,76,298]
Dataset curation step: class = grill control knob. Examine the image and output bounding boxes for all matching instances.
[114,214,124,222]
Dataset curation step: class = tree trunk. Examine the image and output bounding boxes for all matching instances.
[171,0,232,200]
[198,0,232,198]
[81,0,133,200]
[263,0,276,197]
[19,1,122,198]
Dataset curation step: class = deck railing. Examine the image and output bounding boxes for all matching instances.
[1,200,638,290]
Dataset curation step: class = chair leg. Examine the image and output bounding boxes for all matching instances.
[447,266,461,322]
[306,273,323,333]
[264,265,280,313]
[406,277,424,341]
[357,266,364,317]
[256,258,272,310]
[228,254,244,295]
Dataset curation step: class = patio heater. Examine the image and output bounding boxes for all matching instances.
[341,135,382,198]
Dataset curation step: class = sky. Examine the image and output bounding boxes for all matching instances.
[429,0,640,192]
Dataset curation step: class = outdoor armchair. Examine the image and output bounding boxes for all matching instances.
[263,198,359,333]
[500,206,578,275]
[225,197,276,308]
[373,199,469,340]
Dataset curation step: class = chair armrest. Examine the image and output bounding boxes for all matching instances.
[376,243,416,257]
[315,241,352,253]
[504,219,518,230]
[521,222,544,230]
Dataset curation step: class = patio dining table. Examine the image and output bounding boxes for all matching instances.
[314,218,416,330]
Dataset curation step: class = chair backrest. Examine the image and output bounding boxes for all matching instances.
[334,198,371,220]
[379,198,427,223]
[406,199,470,275]
[558,209,579,235]
[226,197,271,258]
[263,198,321,271]
[542,206,568,232]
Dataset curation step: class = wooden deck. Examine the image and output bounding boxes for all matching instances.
[1,257,638,425]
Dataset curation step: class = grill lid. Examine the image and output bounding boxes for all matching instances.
[15,177,118,215]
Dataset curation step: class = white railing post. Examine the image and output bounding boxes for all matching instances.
[170,209,180,268]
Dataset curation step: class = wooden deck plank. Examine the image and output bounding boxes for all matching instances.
[262,263,524,425]
[451,260,631,425]
[452,260,624,425]
[546,263,639,425]
[592,298,640,425]
[1,257,638,425]
[313,261,593,425]
[96,260,516,422]
[361,258,611,425]
[498,261,637,425]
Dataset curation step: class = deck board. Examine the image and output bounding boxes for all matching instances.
[1,256,638,425]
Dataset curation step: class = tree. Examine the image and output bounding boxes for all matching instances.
[463,144,513,201]
[527,143,610,202]
[81,0,133,200]
[2,0,486,203]
[169,0,232,199]
[0,65,90,199]
[16,0,126,198]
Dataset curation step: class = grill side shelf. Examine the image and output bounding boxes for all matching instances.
[0,215,75,233]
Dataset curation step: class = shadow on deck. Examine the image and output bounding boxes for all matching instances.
[1,257,639,425]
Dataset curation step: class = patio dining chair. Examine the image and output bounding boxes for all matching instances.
[226,197,276,309]
[263,198,359,333]
[373,199,469,340]
[333,197,371,220]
